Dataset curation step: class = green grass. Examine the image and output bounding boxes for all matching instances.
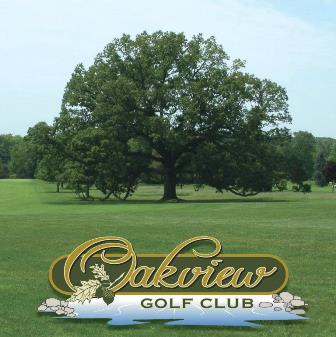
[1,179,335,337]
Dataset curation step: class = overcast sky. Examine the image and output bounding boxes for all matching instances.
[0,0,335,136]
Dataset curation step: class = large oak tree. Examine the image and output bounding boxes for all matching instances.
[56,31,290,200]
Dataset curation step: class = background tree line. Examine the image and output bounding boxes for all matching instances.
[2,32,336,199]
[0,134,37,179]
[2,129,336,194]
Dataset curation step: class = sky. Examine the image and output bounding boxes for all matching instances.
[0,0,335,137]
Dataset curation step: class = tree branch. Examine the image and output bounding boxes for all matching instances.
[227,187,259,197]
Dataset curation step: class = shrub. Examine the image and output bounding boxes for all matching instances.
[275,179,288,192]
[301,183,311,193]
[292,185,300,192]
[292,183,311,193]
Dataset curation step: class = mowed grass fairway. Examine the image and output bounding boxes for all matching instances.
[1,179,335,337]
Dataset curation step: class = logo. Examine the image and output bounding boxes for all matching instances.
[38,236,308,327]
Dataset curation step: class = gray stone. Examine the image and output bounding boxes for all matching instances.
[67,313,76,318]
[55,309,65,315]
[291,299,305,307]
[274,307,282,311]
[50,306,59,311]
[61,300,69,307]
[290,309,305,315]
[280,292,294,303]
[285,307,292,312]
[37,305,47,312]
[64,307,74,314]
[46,298,60,307]
[293,296,301,300]
[259,302,273,308]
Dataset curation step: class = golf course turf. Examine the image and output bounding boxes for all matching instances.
[1,179,335,336]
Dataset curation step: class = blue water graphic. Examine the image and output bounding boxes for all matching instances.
[61,295,307,327]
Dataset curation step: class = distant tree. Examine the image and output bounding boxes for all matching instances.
[0,134,21,178]
[285,131,315,190]
[328,143,336,162]
[314,151,327,186]
[26,122,66,192]
[56,31,291,200]
[9,139,37,178]
[0,160,5,179]
[314,137,335,160]
[323,161,336,192]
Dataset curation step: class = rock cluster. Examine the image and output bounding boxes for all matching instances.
[259,292,307,315]
[38,298,77,318]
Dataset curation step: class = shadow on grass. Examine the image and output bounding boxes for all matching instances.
[43,197,293,206]
[44,190,74,194]
[40,186,294,206]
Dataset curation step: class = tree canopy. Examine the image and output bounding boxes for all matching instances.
[50,31,292,200]
[285,131,315,189]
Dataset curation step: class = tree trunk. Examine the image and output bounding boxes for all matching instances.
[162,157,178,200]
[85,184,90,199]
[56,182,60,193]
